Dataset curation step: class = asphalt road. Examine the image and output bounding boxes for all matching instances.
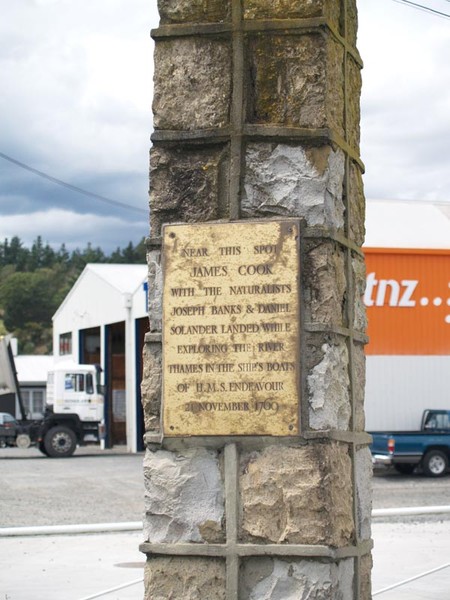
[0,446,145,527]
[1,446,450,528]
[373,466,450,510]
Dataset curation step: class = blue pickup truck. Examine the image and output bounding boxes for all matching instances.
[370,410,450,477]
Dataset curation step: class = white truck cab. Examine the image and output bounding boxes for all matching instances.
[46,363,104,423]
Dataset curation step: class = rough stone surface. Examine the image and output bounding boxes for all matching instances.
[348,161,366,246]
[242,144,345,228]
[240,444,354,546]
[360,553,373,600]
[147,247,162,333]
[243,0,341,31]
[143,447,224,543]
[150,145,229,237]
[303,241,346,326]
[144,556,226,600]
[355,447,373,541]
[153,38,231,131]
[307,341,350,431]
[352,342,366,432]
[157,0,230,24]
[240,557,354,600]
[347,56,362,151]
[352,254,367,333]
[141,342,162,432]
[247,34,343,135]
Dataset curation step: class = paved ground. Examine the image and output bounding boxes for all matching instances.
[0,446,144,527]
[2,448,450,599]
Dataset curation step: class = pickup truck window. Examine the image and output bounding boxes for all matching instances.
[424,412,450,430]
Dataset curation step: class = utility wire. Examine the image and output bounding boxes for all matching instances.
[0,151,147,215]
[392,0,450,18]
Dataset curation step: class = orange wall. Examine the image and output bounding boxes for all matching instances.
[364,248,450,355]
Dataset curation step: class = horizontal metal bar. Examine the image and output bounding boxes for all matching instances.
[0,522,142,537]
[373,505,450,518]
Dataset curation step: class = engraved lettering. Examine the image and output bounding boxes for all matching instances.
[219,246,241,256]
[177,344,228,354]
[229,284,292,295]
[238,263,273,276]
[170,287,195,297]
[254,244,278,254]
[181,247,208,257]
[211,304,242,315]
[170,325,218,335]
[220,323,260,334]
[191,266,228,277]
[204,286,222,296]
[168,364,203,374]
[257,303,290,313]
[228,381,284,392]
[171,305,205,316]
[257,342,285,352]
[260,322,291,333]
[205,363,235,373]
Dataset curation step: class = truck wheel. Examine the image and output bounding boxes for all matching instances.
[44,426,77,458]
[394,464,416,475]
[38,441,49,456]
[422,450,448,477]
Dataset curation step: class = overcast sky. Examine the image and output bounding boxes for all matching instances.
[0,0,449,252]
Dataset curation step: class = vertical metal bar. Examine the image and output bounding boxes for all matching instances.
[342,0,362,596]
[229,0,244,221]
[225,443,239,600]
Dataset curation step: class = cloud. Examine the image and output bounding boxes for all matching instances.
[358,0,450,202]
[0,209,148,252]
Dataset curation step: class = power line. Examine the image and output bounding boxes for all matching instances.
[392,0,450,18]
[0,151,147,215]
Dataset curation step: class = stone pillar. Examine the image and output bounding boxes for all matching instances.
[141,1,372,598]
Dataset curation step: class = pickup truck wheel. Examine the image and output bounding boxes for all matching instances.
[422,450,448,477]
[394,464,416,475]
[44,426,77,458]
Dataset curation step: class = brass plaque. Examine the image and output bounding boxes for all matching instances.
[162,220,301,436]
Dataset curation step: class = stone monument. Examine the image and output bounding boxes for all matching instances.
[140,0,372,598]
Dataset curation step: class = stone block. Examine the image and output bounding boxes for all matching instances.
[360,553,373,600]
[147,248,162,332]
[242,143,345,229]
[347,161,365,246]
[352,342,366,432]
[149,145,229,237]
[352,253,367,332]
[240,443,354,546]
[347,56,362,151]
[143,447,224,543]
[240,557,354,599]
[144,556,226,600]
[153,38,231,130]
[157,0,230,24]
[355,447,373,541]
[246,33,344,136]
[243,0,342,35]
[303,240,346,326]
[307,340,351,431]
[141,342,162,432]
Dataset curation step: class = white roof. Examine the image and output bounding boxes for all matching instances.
[365,199,450,249]
[53,263,148,320]
[14,355,54,385]
[84,264,148,294]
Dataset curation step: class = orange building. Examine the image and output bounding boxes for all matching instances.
[364,200,450,431]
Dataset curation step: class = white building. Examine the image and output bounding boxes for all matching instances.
[364,199,450,431]
[14,354,54,419]
[52,264,149,452]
